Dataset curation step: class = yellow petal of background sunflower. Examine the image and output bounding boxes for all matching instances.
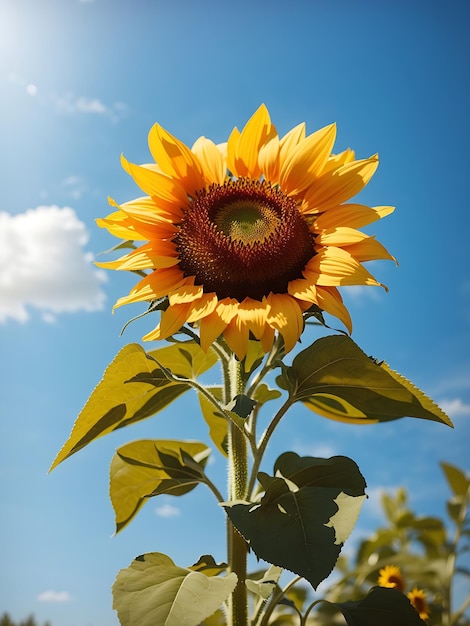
[266,293,303,353]
[148,124,206,195]
[192,136,227,186]
[280,123,337,195]
[303,154,379,213]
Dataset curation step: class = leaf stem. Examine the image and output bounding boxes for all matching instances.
[247,397,293,498]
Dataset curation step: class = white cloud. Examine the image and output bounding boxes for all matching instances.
[291,441,337,458]
[62,175,87,199]
[438,398,470,419]
[7,74,127,122]
[0,206,107,323]
[54,92,128,122]
[37,590,72,603]
[155,503,181,518]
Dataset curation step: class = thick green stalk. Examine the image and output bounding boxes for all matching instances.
[225,355,249,626]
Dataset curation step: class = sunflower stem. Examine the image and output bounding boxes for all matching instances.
[225,355,249,626]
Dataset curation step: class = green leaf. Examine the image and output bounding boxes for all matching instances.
[334,586,426,625]
[110,439,211,533]
[189,555,227,576]
[51,342,217,471]
[278,335,452,427]
[148,341,218,380]
[252,383,282,406]
[246,565,283,599]
[441,462,470,497]
[112,552,237,626]
[223,454,366,588]
[198,387,229,457]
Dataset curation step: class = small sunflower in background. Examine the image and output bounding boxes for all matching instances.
[378,564,406,593]
[407,587,431,621]
[97,105,394,358]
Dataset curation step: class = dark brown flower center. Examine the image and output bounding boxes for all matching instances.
[175,179,316,301]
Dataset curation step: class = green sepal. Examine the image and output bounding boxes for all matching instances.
[277,335,452,426]
[223,454,366,588]
[50,341,217,470]
[110,439,211,533]
[112,552,237,626]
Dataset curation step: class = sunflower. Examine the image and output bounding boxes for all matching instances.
[377,564,405,592]
[97,105,394,359]
[407,587,430,621]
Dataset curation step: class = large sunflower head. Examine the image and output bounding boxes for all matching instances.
[97,104,395,359]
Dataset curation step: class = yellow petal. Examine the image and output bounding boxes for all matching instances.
[316,228,396,263]
[186,293,218,323]
[119,195,182,223]
[226,127,241,176]
[96,241,179,271]
[158,302,193,339]
[192,136,227,185]
[303,155,379,213]
[258,132,280,184]
[311,204,395,229]
[288,279,352,333]
[260,323,276,353]
[266,293,303,353]
[237,298,269,340]
[148,124,206,194]
[345,238,397,264]
[121,155,189,205]
[168,282,203,306]
[199,298,239,352]
[316,226,373,246]
[223,317,250,361]
[280,123,336,195]
[279,122,306,160]
[305,247,385,288]
[96,210,148,241]
[227,104,273,178]
[114,267,186,309]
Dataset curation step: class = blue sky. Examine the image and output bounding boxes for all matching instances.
[1,1,469,624]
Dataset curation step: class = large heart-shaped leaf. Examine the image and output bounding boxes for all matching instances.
[51,342,217,470]
[277,335,452,426]
[224,454,366,588]
[334,586,426,625]
[110,439,211,533]
[112,552,237,626]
